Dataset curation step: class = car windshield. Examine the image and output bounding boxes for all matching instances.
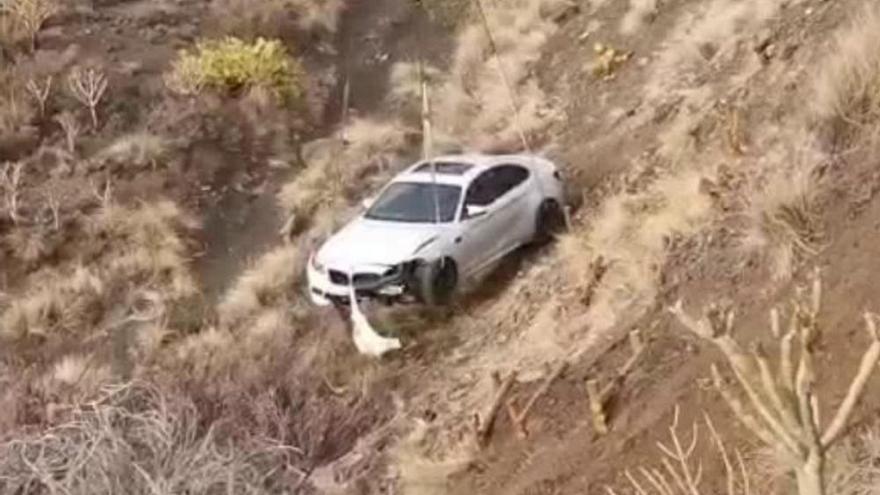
[365,182,461,223]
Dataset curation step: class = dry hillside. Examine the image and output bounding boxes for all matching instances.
[2,0,880,494]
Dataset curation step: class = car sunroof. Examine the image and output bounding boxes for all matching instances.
[413,161,473,175]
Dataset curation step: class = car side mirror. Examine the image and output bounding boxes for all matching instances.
[361,196,376,210]
[464,204,489,219]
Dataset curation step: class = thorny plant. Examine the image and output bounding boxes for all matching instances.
[670,271,880,495]
[54,111,81,154]
[25,75,52,117]
[0,161,24,224]
[607,406,751,495]
[67,67,108,130]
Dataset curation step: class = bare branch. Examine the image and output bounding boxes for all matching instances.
[507,361,567,438]
[476,371,517,448]
[25,75,53,117]
[68,67,108,130]
[54,111,81,154]
[821,313,880,447]
[44,190,60,231]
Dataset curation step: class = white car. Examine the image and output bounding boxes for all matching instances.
[307,154,566,306]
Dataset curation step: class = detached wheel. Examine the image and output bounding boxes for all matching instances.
[533,199,566,244]
[414,258,458,306]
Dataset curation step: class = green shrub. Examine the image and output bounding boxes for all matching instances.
[166,37,304,103]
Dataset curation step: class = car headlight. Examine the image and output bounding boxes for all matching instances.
[311,253,326,274]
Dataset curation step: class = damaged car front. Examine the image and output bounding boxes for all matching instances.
[306,180,461,306]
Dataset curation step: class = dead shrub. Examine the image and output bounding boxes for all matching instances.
[4,226,52,267]
[745,166,821,281]
[209,0,345,39]
[0,0,57,51]
[1,266,106,340]
[88,200,199,300]
[0,383,305,494]
[0,69,36,134]
[93,133,169,171]
[811,4,880,146]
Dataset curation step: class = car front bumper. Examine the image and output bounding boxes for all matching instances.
[306,262,409,306]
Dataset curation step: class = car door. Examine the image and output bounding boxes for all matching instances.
[483,164,534,258]
[454,168,505,275]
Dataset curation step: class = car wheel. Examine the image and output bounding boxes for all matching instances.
[414,258,458,306]
[533,199,566,244]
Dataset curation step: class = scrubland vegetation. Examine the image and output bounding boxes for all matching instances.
[2,0,880,493]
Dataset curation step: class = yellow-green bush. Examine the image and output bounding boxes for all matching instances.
[166,37,304,102]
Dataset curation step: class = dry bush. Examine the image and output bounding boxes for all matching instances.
[43,354,112,399]
[558,171,711,324]
[4,226,52,266]
[277,118,409,229]
[811,4,880,146]
[216,245,305,327]
[0,266,106,339]
[414,0,472,27]
[745,166,821,281]
[0,0,57,51]
[88,200,199,299]
[0,383,305,494]
[288,0,345,33]
[210,0,345,39]
[620,0,658,35]
[93,132,169,170]
[0,69,36,134]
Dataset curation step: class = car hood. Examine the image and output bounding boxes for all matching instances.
[317,218,443,269]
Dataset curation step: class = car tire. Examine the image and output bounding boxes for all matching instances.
[533,199,566,244]
[414,258,458,306]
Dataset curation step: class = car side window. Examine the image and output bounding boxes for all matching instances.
[494,164,530,193]
[463,165,531,216]
[464,170,498,207]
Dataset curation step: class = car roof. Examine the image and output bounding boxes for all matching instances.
[392,154,529,186]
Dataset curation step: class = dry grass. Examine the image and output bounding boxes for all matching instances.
[4,226,53,267]
[0,0,57,50]
[0,69,36,134]
[388,0,566,152]
[277,118,409,229]
[744,165,821,281]
[1,200,198,341]
[811,3,880,146]
[558,171,711,327]
[1,266,106,339]
[88,200,199,299]
[216,245,304,327]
